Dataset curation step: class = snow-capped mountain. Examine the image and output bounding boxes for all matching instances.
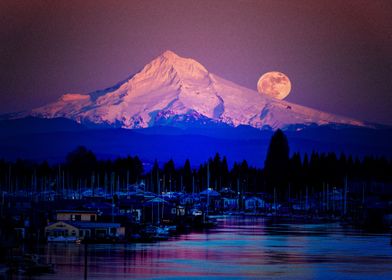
[28,50,365,129]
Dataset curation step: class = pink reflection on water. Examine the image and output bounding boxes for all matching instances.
[27,216,392,280]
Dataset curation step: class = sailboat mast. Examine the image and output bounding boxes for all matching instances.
[344,176,347,216]
[207,162,210,216]
[192,175,195,195]
[157,168,160,225]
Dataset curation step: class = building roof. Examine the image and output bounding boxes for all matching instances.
[200,189,220,197]
[143,197,169,205]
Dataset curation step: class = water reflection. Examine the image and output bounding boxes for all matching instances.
[15,216,392,279]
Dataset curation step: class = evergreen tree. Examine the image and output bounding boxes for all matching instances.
[264,129,290,197]
[221,156,229,188]
[240,160,249,193]
[131,156,144,183]
[66,146,97,187]
[163,159,175,192]
[151,160,160,193]
[212,153,221,189]
[183,159,192,193]
[289,152,302,195]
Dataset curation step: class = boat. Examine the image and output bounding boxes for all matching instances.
[164,225,177,233]
[47,236,80,243]
[155,226,170,240]
[140,225,170,241]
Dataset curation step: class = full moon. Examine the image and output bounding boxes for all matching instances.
[257,71,291,100]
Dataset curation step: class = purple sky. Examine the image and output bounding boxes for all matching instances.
[1,0,391,125]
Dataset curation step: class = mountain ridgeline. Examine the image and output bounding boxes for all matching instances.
[0,50,391,165]
[13,50,366,129]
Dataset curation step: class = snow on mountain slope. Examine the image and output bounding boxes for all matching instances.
[30,50,366,129]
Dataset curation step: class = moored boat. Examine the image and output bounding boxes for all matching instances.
[47,236,80,243]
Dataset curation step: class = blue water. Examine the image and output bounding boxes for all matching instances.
[18,216,392,279]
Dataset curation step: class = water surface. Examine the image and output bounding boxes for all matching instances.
[18,216,392,279]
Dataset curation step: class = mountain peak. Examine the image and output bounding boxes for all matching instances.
[161,50,180,60]
[134,51,209,84]
[157,50,208,74]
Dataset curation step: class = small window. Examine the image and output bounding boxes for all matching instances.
[90,215,96,222]
[71,230,76,236]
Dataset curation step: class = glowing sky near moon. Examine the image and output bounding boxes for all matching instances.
[0,0,391,125]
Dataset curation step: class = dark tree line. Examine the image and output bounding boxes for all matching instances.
[263,129,392,200]
[145,153,267,195]
[0,146,143,193]
[0,132,391,197]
